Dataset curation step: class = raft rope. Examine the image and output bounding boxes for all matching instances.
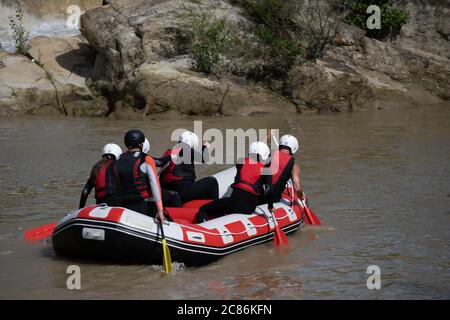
[176,207,296,237]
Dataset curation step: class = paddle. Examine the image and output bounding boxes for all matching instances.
[23,222,57,243]
[298,195,321,226]
[271,132,321,225]
[269,207,289,247]
[158,219,172,274]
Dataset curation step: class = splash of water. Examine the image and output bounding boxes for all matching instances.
[0,1,101,52]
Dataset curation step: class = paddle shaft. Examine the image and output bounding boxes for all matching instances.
[159,219,172,274]
[159,219,166,239]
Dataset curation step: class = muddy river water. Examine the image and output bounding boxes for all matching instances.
[0,106,449,299]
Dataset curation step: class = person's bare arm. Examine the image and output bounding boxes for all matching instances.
[291,163,303,197]
[145,157,164,221]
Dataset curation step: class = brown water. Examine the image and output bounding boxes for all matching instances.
[0,106,449,299]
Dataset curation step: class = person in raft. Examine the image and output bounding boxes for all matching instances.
[159,130,219,204]
[142,138,182,208]
[114,130,165,221]
[262,133,306,205]
[196,141,274,223]
[79,143,123,209]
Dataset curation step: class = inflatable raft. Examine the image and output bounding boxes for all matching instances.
[52,168,305,266]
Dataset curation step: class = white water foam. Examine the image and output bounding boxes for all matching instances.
[0,3,82,52]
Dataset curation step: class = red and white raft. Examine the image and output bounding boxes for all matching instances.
[52,168,305,266]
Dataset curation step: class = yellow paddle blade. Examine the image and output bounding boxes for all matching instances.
[162,239,172,274]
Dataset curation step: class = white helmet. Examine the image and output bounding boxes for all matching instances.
[102,143,122,160]
[280,134,299,154]
[142,138,150,154]
[178,130,199,149]
[249,141,270,162]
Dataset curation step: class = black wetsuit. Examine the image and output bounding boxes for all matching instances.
[161,145,219,204]
[79,156,120,208]
[196,160,273,223]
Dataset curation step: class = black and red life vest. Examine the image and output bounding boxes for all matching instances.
[232,157,265,196]
[94,159,117,202]
[160,147,196,184]
[271,150,295,194]
[114,151,152,203]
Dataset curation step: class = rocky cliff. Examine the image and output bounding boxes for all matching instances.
[0,0,448,117]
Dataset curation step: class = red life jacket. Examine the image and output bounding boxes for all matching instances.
[271,150,295,194]
[94,159,114,201]
[160,147,196,184]
[115,151,152,203]
[232,157,265,196]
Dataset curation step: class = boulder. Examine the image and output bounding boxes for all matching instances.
[76,0,450,116]
[436,17,450,41]
[0,52,60,116]
[328,35,450,100]
[27,36,109,116]
[80,0,253,81]
[0,36,109,117]
[332,23,367,47]
[124,63,296,117]
[289,58,428,112]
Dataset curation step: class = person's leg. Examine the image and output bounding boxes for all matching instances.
[179,177,219,203]
[228,189,258,214]
[162,189,182,207]
[161,181,190,194]
[258,192,281,206]
[196,197,235,223]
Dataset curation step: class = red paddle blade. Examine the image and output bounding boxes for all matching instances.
[304,207,321,225]
[273,226,289,247]
[23,222,57,243]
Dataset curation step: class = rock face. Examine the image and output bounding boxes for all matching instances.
[0,36,108,116]
[77,0,449,117]
[0,52,59,116]
[291,0,450,112]
[80,0,292,117]
[126,63,296,116]
[28,36,108,116]
[2,0,448,117]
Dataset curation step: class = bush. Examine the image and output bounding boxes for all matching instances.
[9,8,30,55]
[298,0,345,60]
[238,0,302,87]
[185,10,233,75]
[344,0,409,40]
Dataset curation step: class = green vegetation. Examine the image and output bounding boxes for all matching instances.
[0,42,3,51]
[239,0,302,81]
[185,9,233,75]
[344,0,409,40]
[9,8,30,55]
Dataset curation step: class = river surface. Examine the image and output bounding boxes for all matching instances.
[0,106,449,299]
